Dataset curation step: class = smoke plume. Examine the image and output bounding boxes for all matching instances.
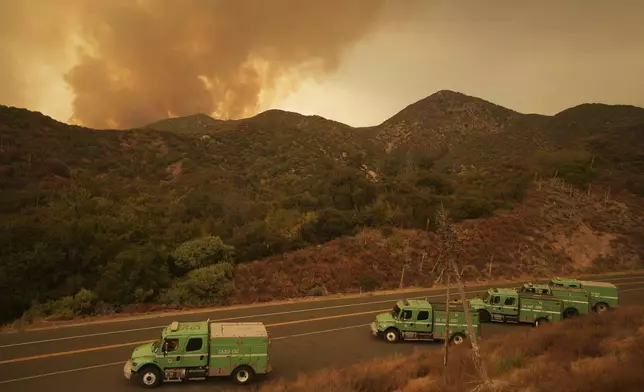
[0,0,399,129]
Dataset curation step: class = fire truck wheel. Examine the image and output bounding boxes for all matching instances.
[563,308,579,318]
[232,365,255,385]
[450,333,466,345]
[534,318,549,327]
[384,328,400,343]
[478,309,491,322]
[138,366,161,388]
[595,302,609,313]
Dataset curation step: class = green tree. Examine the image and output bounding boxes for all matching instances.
[300,208,357,243]
[161,263,235,306]
[328,170,377,211]
[95,245,171,304]
[534,149,596,187]
[172,235,236,271]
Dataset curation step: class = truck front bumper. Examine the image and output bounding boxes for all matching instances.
[123,359,133,380]
[370,322,380,337]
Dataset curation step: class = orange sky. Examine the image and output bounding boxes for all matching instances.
[1,0,643,129]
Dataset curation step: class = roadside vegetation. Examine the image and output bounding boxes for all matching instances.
[231,306,644,392]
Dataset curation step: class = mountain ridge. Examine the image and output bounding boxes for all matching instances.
[4,89,644,134]
[142,90,644,135]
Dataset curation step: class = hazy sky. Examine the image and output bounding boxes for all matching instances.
[1,0,643,129]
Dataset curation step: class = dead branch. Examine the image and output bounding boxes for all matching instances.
[434,268,445,284]
[435,203,490,382]
[443,273,451,382]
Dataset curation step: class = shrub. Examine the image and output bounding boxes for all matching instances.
[161,263,235,307]
[95,245,171,305]
[453,198,494,220]
[172,235,236,271]
[44,158,71,178]
[360,275,379,292]
[22,288,99,321]
[415,174,454,195]
[534,149,597,187]
[307,285,327,297]
[300,208,357,243]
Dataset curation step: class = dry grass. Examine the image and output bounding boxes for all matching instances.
[229,306,644,392]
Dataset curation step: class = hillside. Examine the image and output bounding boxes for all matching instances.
[144,113,230,134]
[225,306,644,392]
[374,90,525,152]
[0,105,382,321]
[232,178,644,303]
[1,90,643,323]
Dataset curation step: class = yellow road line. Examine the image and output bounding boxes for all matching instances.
[265,308,388,327]
[0,308,389,365]
[0,339,156,365]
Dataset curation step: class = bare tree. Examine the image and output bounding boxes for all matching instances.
[443,273,451,382]
[435,203,497,390]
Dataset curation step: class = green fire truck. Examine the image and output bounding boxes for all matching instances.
[518,283,591,318]
[469,288,567,326]
[123,320,271,388]
[548,277,619,312]
[370,298,480,344]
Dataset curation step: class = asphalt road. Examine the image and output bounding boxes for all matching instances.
[1,273,643,391]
